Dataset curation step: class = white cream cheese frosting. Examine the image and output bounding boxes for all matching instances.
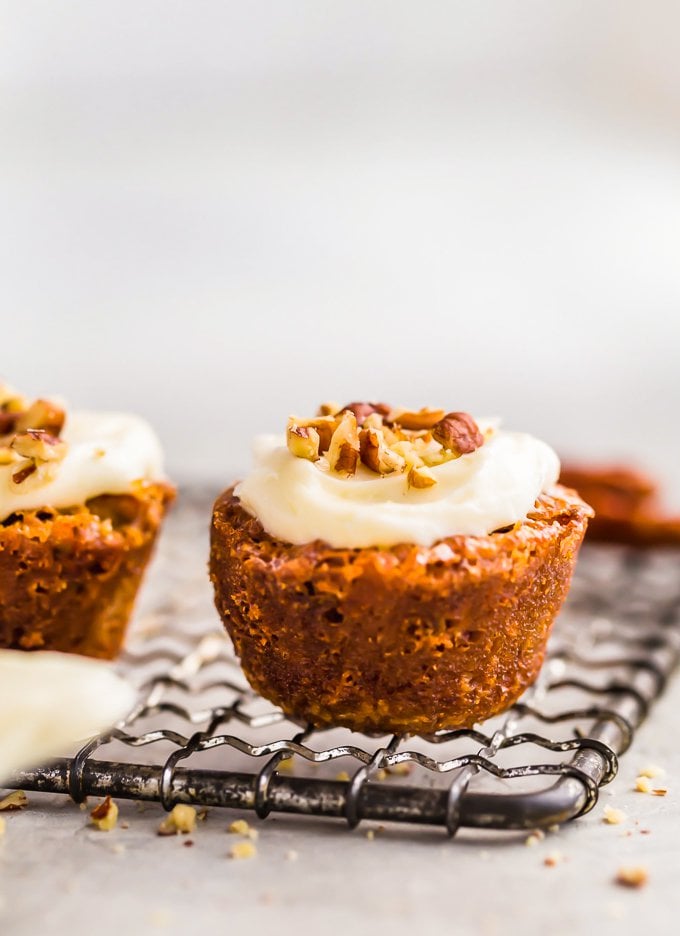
[0,411,165,521]
[235,422,561,549]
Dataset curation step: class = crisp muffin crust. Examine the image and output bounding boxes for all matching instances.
[0,482,174,659]
[210,484,591,734]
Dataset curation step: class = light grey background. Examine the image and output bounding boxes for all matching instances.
[2,1,679,499]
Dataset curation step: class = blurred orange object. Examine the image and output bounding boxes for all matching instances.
[559,464,680,548]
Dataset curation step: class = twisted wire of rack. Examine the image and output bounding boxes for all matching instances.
[8,495,680,836]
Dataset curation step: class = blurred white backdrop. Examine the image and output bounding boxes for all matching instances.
[2,2,679,497]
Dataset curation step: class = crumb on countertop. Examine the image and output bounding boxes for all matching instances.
[229,840,257,860]
[228,818,258,840]
[158,804,197,836]
[603,805,627,825]
[90,796,118,831]
[615,866,649,889]
[0,791,28,811]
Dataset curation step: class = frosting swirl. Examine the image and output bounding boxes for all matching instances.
[235,422,560,549]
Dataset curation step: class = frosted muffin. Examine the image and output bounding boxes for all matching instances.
[210,403,591,734]
[0,382,174,659]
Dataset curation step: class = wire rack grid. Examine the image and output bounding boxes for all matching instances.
[8,494,680,836]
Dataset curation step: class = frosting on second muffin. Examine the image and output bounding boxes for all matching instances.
[0,411,165,521]
[235,422,560,549]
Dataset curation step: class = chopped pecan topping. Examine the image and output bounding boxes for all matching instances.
[359,427,405,475]
[408,464,437,489]
[11,430,67,462]
[286,402,490,490]
[327,411,360,475]
[432,412,484,456]
[287,424,321,461]
[389,407,446,431]
[15,399,66,435]
[340,401,391,426]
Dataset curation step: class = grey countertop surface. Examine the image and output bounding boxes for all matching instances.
[2,493,679,936]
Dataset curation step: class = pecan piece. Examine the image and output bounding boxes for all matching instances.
[340,401,391,427]
[432,412,484,456]
[287,423,321,461]
[11,429,67,462]
[16,399,66,436]
[389,407,445,431]
[407,464,437,489]
[359,427,405,475]
[327,411,360,475]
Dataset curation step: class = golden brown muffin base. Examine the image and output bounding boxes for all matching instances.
[210,485,592,734]
[0,482,174,659]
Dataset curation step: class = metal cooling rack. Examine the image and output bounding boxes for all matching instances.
[7,496,680,836]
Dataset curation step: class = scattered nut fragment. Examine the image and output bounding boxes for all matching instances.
[0,791,28,811]
[385,762,413,777]
[335,771,351,782]
[0,446,19,465]
[158,804,197,836]
[366,829,375,840]
[408,464,436,489]
[228,818,258,840]
[635,776,653,794]
[603,805,627,825]
[287,423,321,461]
[544,852,563,867]
[15,399,65,435]
[638,765,665,779]
[90,796,119,831]
[525,830,545,847]
[11,429,67,462]
[389,407,446,430]
[342,401,392,426]
[651,788,668,797]
[615,866,649,889]
[285,849,299,862]
[359,427,405,475]
[432,412,484,456]
[229,840,257,860]
[327,411,360,475]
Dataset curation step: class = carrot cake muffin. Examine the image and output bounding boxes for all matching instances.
[210,403,592,734]
[0,381,174,659]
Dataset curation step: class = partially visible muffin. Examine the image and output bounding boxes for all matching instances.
[0,382,174,658]
[210,403,591,734]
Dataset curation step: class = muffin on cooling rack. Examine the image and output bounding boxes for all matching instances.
[0,381,174,659]
[210,402,592,734]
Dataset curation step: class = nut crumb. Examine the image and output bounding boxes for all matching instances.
[544,852,563,867]
[90,796,118,831]
[111,843,126,855]
[525,830,545,847]
[615,866,648,889]
[651,788,668,796]
[158,804,197,836]
[638,765,665,779]
[635,776,652,794]
[547,824,560,834]
[285,849,299,862]
[229,840,257,860]
[603,805,627,825]
[366,829,375,840]
[228,818,258,839]
[183,839,194,848]
[0,791,28,812]
[335,771,351,782]
[120,821,129,830]
[197,808,209,822]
